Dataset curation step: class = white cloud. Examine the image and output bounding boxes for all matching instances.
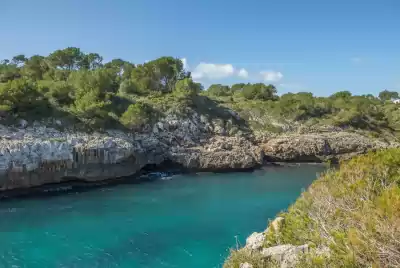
[192,63,235,80]
[351,57,362,63]
[237,68,249,78]
[181,58,189,70]
[278,83,305,91]
[260,71,283,82]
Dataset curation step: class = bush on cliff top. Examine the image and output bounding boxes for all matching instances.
[120,102,153,130]
[225,149,400,267]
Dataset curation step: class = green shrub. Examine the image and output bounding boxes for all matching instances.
[0,79,51,117]
[37,80,74,106]
[118,79,147,96]
[242,83,277,101]
[120,102,152,129]
[207,84,232,96]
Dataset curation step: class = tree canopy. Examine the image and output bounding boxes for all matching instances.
[379,90,399,101]
[0,47,399,134]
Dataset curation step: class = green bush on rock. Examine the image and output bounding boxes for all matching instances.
[120,102,152,129]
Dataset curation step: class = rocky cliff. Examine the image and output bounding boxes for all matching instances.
[0,111,397,192]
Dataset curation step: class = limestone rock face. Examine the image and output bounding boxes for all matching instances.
[245,232,265,251]
[169,136,263,171]
[261,132,397,162]
[0,111,259,191]
[0,109,397,191]
[0,126,146,190]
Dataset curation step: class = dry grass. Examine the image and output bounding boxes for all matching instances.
[265,149,400,267]
[225,149,400,267]
[223,248,278,268]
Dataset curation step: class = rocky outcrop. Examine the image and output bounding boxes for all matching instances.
[0,108,398,192]
[239,216,329,268]
[245,232,265,251]
[0,126,149,190]
[169,136,263,171]
[245,217,284,251]
[261,132,398,162]
[0,112,262,191]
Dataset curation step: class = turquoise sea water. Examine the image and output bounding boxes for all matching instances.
[0,165,324,268]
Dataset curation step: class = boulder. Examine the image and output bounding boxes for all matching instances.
[245,232,265,250]
[239,263,253,268]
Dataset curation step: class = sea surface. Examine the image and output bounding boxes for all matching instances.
[0,165,325,268]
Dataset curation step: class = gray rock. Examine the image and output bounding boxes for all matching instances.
[0,109,397,192]
[239,263,253,268]
[245,232,265,250]
[261,132,396,162]
[18,119,28,129]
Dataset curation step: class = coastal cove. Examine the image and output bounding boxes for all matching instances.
[0,165,324,268]
[1,2,399,266]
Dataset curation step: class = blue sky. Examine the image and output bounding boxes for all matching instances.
[1,0,399,96]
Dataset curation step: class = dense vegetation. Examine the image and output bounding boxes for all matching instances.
[225,149,400,267]
[0,47,399,137]
[0,47,201,129]
[204,88,400,138]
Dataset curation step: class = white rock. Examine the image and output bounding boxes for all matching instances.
[245,232,265,250]
[240,263,253,268]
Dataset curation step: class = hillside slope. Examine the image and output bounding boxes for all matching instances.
[224,149,400,267]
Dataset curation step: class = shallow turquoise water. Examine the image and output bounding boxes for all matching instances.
[0,165,324,268]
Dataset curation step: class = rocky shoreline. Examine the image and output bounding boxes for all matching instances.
[0,112,398,196]
[231,216,330,268]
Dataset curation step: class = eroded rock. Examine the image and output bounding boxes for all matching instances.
[261,132,397,162]
[0,111,258,191]
[0,110,397,192]
[245,232,265,251]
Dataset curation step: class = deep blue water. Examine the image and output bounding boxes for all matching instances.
[0,165,324,268]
